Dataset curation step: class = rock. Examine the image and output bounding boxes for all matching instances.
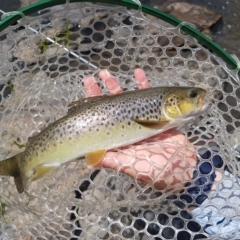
[159,1,222,31]
[20,0,38,7]
[12,35,41,65]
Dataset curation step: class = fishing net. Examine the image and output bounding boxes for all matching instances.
[0,0,240,239]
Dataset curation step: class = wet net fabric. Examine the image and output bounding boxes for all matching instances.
[0,2,240,239]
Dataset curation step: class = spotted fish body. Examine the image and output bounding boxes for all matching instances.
[0,87,207,193]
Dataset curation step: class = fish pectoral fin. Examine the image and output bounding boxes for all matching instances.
[85,149,107,166]
[32,164,55,181]
[133,119,169,129]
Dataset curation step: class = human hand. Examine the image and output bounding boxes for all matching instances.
[83,69,197,192]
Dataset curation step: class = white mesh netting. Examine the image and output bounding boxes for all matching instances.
[0,1,240,240]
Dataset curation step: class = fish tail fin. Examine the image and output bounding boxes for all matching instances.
[0,154,25,194]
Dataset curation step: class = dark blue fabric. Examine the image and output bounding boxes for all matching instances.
[146,151,223,239]
[167,151,219,208]
[185,151,221,205]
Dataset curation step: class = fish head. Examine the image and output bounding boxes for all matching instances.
[162,87,207,121]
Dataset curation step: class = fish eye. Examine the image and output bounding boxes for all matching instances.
[188,89,198,98]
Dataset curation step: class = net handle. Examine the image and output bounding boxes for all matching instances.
[0,0,239,74]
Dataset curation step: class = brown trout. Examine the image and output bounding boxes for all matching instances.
[0,87,207,193]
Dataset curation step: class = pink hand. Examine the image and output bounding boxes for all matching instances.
[83,69,197,192]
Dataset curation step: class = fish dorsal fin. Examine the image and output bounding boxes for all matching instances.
[28,136,34,143]
[26,136,35,145]
[133,119,170,129]
[67,95,109,114]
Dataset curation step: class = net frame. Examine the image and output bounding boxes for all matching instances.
[0,0,239,71]
[0,1,240,240]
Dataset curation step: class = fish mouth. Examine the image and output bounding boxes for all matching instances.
[174,103,210,127]
[179,99,210,121]
[197,95,204,110]
[194,93,209,113]
[192,103,210,116]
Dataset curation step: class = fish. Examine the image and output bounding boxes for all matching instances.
[0,86,207,194]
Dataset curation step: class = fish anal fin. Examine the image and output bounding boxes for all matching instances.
[133,119,169,129]
[32,164,55,181]
[85,149,106,166]
[14,174,25,194]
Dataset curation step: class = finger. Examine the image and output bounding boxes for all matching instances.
[99,69,123,95]
[134,68,150,89]
[84,76,102,97]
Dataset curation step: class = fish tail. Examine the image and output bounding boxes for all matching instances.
[0,154,25,194]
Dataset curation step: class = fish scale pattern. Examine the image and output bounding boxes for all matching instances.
[0,2,240,240]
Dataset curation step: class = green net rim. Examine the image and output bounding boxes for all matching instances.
[0,0,239,75]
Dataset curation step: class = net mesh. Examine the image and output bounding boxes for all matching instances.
[0,1,240,239]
